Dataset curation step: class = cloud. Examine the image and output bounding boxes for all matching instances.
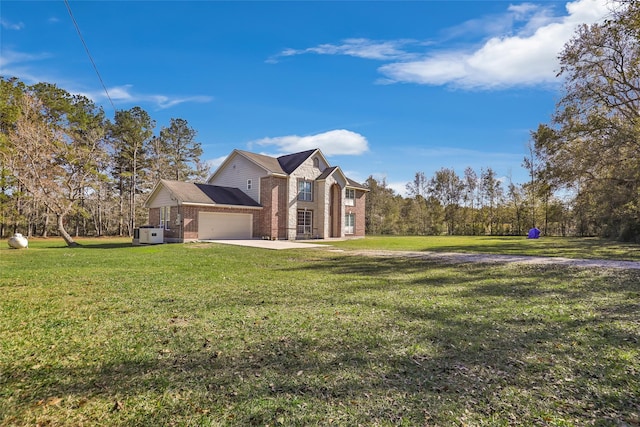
[0,49,50,70]
[270,0,612,90]
[1,19,24,30]
[206,155,228,170]
[0,49,212,110]
[252,129,369,156]
[268,38,424,63]
[379,0,612,89]
[82,85,213,110]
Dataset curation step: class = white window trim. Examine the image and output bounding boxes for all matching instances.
[345,212,355,235]
[345,188,355,206]
[160,206,171,230]
[247,179,252,190]
[298,179,313,202]
[297,209,313,235]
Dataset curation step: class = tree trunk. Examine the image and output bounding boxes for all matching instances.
[58,214,79,247]
[42,207,50,237]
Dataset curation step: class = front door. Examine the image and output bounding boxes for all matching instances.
[297,209,313,238]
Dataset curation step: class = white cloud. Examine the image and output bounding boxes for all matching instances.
[387,181,410,197]
[103,85,134,101]
[379,0,612,89]
[149,94,214,110]
[84,85,213,110]
[0,49,212,110]
[253,129,369,156]
[269,38,423,63]
[206,155,228,170]
[0,49,50,69]
[1,19,24,30]
[270,0,612,90]
[368,172,408,196]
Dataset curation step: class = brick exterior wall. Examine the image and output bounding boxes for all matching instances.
[148,205,263,242]
[353,190,367,237]
[148,207,160,227]
[147,153,367,242]
[260,176,288,239]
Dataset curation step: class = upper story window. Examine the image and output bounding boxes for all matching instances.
[313,157,319,168]
[247,179,252,190]
[298,179,313,202]
[345,188,355,206]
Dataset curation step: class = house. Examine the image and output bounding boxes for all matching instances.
[144,148,368,242]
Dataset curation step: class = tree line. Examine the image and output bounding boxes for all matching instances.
[366,0,640,243]
[0,79,208,246]
[363,165,568,238]
[2,0,639,244]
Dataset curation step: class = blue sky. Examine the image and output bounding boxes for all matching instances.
[1,0,611,195]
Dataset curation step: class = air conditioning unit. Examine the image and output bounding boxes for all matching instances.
[139,227,164,244]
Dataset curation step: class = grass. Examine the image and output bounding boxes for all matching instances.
[323,235,640,261]
[1,237,639,426]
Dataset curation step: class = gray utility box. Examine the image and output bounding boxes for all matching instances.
[138,227,164,244]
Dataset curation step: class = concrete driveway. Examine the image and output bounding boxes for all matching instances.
[204,239,330,250]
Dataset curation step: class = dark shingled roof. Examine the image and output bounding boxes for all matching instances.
[316,166,368,191]
[316,166,339,180]
[277,149,317,174]
[346,177,368,190]
[195,184,261,207]
[158,179,261,207]
[233,149,318,175]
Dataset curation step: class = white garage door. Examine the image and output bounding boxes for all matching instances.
[198,212,253,240]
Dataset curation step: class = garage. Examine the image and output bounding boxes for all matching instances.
[198,212,253,240]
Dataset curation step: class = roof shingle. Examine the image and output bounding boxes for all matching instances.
[160,179,261,207]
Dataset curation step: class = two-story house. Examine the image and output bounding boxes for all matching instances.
[145,148,367,242]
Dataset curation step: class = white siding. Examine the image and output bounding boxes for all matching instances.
[208,154,267,202]
[147,186,175,208]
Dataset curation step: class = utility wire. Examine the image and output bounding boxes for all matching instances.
[64,0,117,111]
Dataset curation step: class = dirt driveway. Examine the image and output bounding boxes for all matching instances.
[346,249,640,270]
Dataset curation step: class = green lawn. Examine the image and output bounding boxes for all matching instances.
[324,235,640,261]
[1,237,639,426]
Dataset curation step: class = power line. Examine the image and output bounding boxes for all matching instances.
[63,0,116,111]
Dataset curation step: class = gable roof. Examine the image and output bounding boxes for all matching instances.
[236,150,287,175]
[207,147,367,189]
[277,149,317,174]
[213,148,319,178]
[346,177,368,191]
[316,166,340,181]
[316,166,369,191]
[148,179,261,208]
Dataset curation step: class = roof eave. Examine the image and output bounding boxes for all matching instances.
[182,202,263,210]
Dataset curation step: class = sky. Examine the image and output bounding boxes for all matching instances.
[1,0,613,195]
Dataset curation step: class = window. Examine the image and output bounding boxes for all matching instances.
[298,179,313,201]
[160,206,171,230]
[345,213,355,234]
[247,179,252,190]
[313,157,319,168]
[297,210,313,235]
[345,188,355,206]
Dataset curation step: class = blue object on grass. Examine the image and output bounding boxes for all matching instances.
[527,227,541,239]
